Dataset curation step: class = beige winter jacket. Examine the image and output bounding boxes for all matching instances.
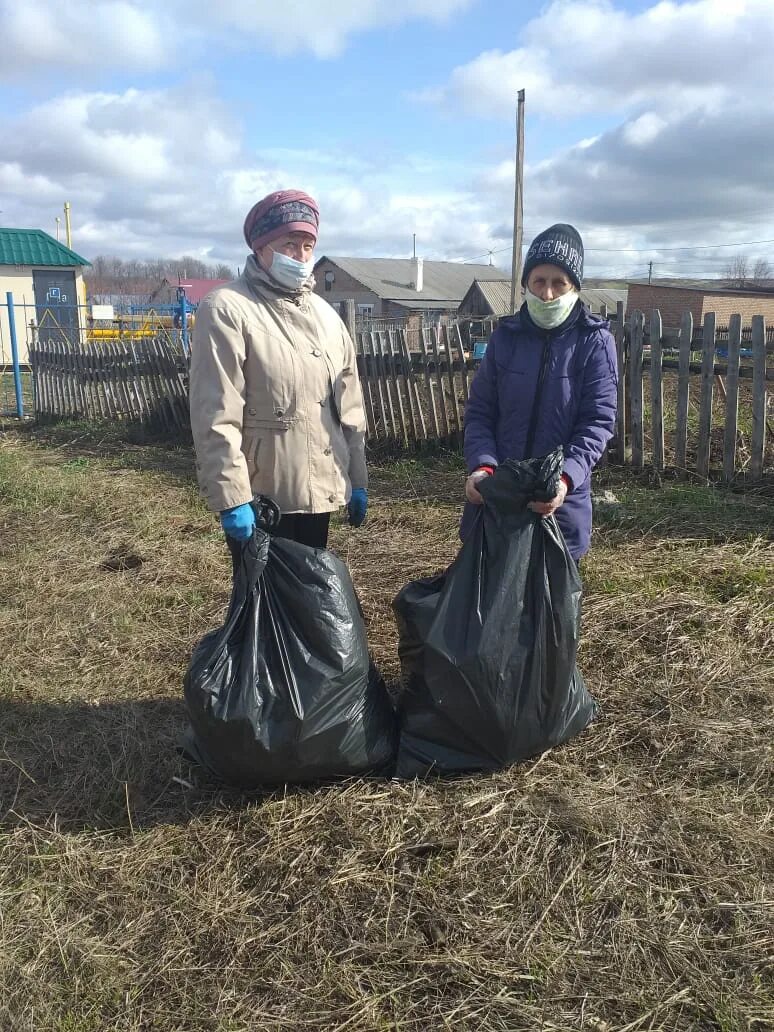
[189,256,367,515]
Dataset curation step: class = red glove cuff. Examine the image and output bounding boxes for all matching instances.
[560,473,572,491]
[476,465,496,477]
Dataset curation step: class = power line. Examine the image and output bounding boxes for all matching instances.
[454,237,774,265]
[586,238,774,253]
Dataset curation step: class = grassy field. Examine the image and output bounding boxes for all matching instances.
[0,370,33,419]
[0,421,772,1032]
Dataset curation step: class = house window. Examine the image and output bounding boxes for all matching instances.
[357,304,374,320]
[324,270,335,293]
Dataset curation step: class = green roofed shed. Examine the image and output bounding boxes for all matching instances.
[0,228,90,268]
[0,228,91,365]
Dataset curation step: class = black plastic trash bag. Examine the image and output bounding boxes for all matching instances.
[183,499,396,786]
[393,449,598,779]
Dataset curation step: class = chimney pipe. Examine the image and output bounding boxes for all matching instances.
[412,256,424,293]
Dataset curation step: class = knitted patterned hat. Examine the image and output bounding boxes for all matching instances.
[243,190,320,250]
[521,223,584,289]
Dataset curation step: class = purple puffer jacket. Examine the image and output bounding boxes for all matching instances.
[461,301,618,560]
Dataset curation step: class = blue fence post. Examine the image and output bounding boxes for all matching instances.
[6,292,24,418]
[177,287,189,356]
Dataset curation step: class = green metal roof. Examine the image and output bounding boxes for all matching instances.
[0,228,90,267]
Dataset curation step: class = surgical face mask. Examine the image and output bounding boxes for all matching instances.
[268,250,314,290]
[525,287,579,329]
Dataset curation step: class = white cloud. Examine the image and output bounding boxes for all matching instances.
[422,0,774,119]
[413,1,774,274]
[0,82,506,267]
[0,0,475,76]
[2,87,241,184]
[623,113,667,147]
[205,0,475,59]
[3,2,774,277]
[468,95,774,278]
[0,1,169,75]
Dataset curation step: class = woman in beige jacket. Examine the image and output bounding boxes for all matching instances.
[189,190,368,548]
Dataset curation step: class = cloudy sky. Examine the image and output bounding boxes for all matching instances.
[1,0,773,278]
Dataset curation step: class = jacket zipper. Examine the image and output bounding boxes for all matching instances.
[524,331,552,459]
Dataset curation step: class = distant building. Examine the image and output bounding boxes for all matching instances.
[458,278,628,321]
[312,255,508,322]
[0,228,90,363]
[149,277,231,308]
[627,279,774,330]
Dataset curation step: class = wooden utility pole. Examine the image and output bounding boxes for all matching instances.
[64,201,72,248]
[510,89,525,313]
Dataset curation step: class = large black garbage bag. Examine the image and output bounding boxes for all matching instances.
[393,449,598,778]
[183,499,396,786]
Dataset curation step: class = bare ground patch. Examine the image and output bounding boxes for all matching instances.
[0,425,772,1032]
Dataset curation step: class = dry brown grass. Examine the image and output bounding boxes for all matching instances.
[0,422,772,1032]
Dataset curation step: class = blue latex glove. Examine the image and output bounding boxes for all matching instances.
[347,487,368,528]
[220,502,256,541]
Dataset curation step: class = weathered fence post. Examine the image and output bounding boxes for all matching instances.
[375,330,398,440]
[354,328,377,441]
[428,326,450,438]
[361,330,383,440]
[650,309,664,470]
[722,314,742,483]
[629,310,645,469]
[417,321,441,440]
[5,292,24,418]
[696,312,716,478]
[673,311,693,472]
[339,300,356,343]
[613,299,627,462]
[452,322,470,404]
[750,316,766,478]
[385,329,410,448]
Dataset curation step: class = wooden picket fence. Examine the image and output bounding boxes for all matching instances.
[354,323,470,448]
[24,303,772,480]
[611,305,771,481]
[28,337,189,432]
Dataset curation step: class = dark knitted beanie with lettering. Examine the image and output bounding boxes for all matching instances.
[521,223,584,289]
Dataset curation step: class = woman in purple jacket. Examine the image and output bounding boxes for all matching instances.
[462,223,618,561]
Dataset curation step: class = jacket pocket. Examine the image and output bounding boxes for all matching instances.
[242,429,261,473]
[243,408,298,432]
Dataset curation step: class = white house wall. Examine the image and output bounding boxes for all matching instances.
[0,268,87,364]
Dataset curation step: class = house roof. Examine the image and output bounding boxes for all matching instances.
[0,228,90,267]
[175,278,230,304]
[150,277,231,305]
[581,287,628,311]
[316,256,508,304]
[627,278,774,296]
[462,278,628,317]
[470,278,513,315]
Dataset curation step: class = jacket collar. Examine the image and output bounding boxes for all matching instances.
[241,253,316,302]
[500,300,608,336]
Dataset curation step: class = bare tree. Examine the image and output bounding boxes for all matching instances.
[724,254,748,288]
[85,255,235,299]
[752,257,772,284]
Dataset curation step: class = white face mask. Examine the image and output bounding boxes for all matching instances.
[268,250,314,290]
[525,287,579,329]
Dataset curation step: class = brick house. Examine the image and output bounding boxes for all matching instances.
[627,280,774,331]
